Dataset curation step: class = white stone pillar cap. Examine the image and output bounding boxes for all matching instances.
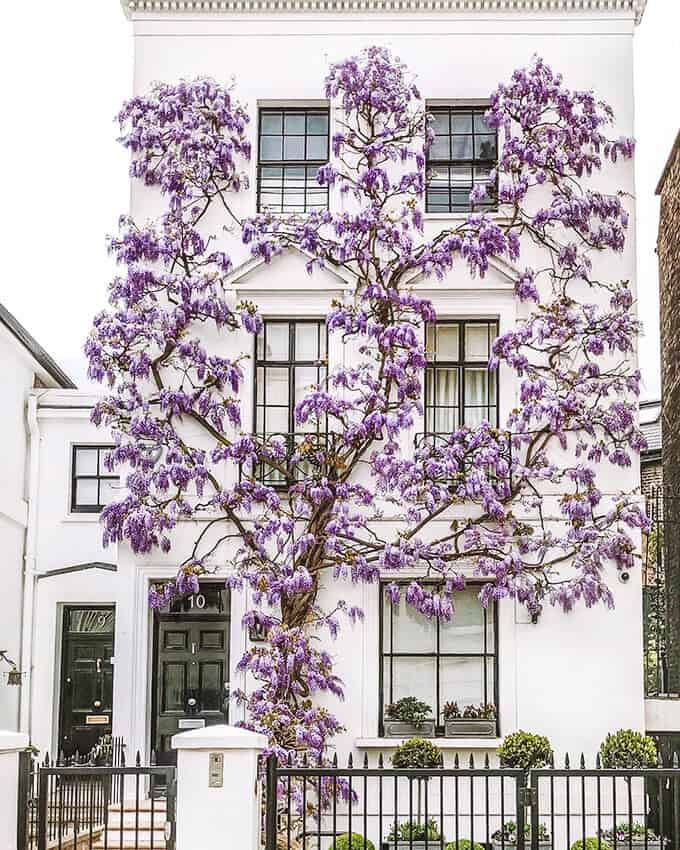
[0,730,29,753]
[172,724,268,751]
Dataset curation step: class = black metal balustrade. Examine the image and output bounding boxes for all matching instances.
[644,487,673,698]
[17,741,175,850]
[264,753,680,850]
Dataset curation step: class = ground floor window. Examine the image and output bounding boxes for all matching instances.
[379,583,498,736]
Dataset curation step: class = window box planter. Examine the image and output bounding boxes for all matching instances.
[382,842,441,850]
[444,718,496,738]
[383,720,436,738]
[491,842,551,850]
[601,841,661,850]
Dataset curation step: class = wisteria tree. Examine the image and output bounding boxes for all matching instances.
[86,48,646,763]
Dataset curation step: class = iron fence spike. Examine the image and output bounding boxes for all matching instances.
[363,753,369,769]
[333,752,338,767]
[378,753,384,769]
[564,753,570,769]
[484,753,490,769]
[580,753,586,769]
[469,753,475,769]
[454,753,459,769]
[348,753,354,768]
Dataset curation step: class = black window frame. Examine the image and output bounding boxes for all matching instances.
[70,445,119,514]
[378,581,499,737]
[424,319,500,433]
[256,107,330,214]
[426,105,498,214]
[252,319,328,487]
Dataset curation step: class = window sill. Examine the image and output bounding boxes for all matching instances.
[355,738,502,750]
[423,211,510,224]
[62,513,104,523]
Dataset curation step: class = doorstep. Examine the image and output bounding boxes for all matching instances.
[355,737,503,749]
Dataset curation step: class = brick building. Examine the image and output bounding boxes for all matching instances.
[658,130,680,690]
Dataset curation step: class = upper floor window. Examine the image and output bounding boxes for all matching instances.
[380,583,498,736]
[426,106,497,213]
[425,319,498,432]
[257,108,330,214]
[71,445,118,513]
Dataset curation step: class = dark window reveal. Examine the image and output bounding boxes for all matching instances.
[71,446,118,513]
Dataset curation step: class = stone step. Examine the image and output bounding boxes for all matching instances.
[104,811,167,829]
[108,798,167,813]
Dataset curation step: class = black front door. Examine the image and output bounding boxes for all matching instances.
[152,583,230,766]
[59,606,115,758]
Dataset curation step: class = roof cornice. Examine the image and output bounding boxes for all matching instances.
[122,0,647,23]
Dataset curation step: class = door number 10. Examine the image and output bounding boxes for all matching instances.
[188,594,206,609]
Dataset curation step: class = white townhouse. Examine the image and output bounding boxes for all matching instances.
[0,303,75,731]
[14,0,677,778]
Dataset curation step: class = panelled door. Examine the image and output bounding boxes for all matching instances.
[152,583,230,766]
[58,606,115,758]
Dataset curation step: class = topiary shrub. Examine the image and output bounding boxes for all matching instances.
[600,823,658,844]
[497,731,553,770]
[598,729,657,768]
[445,840,485,850]
[570,840,612,850]
[391,737,443,769]
[492,822,550,845]
[333,834,376,850]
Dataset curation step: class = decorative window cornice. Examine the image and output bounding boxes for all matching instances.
[122,0,646,22]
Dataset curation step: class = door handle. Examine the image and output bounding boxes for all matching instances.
[96,657,103,673]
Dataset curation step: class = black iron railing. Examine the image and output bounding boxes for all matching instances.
[264,754,680,850]
[18,742,175,850]
[240,431,338,488]
[645,487,672,697]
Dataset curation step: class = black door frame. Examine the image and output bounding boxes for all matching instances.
[149,581,231,759]
[57,604,116,757]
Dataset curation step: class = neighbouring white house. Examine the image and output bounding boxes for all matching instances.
[0,303,75,731]
[13,0,680,779]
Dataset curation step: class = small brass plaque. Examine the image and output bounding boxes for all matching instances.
[85,715,109,725]
[208,752,224,788]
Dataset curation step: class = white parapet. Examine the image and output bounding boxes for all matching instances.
[0,730,29,850]
[172,724,268,850]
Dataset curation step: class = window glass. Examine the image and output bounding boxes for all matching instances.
[71,446,118,513]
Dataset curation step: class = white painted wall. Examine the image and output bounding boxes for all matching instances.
[23,4,665,766]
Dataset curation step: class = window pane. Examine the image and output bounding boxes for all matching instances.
[434,368,458,407]
[390,657,437,713]
[306,136,327,161]
[452,136,473,160]
[431,136,450,160]
[260,136,282,161]
[434,407,458,432]
[465,323,492,360]
[264,407,289,435]
[283,136,305,160]
[261,113,282,134]
[432,112,449,135]
[76,478,99,506]
[265,368,289,405]
[307,113,328,134]
[440,591,492,653]
[68,609,114,633]
[295,324,320,361]
[284,113,306,134]
[439,657,492,718]
[75,449,98,476]
[475,135,497,160]
[465,369,490,406]
[435,324,459,359]
[295,366,319,407]
[473,111,493,133]
[391,596,436,653]
[99,479,118,506]
[451,112,473,133]
[265,323,289,360]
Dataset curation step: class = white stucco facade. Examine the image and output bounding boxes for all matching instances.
[14,0,678,771]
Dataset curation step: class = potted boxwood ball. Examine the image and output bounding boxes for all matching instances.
[491,821,551,850]
[497,731,554,770]
[445,842,484,850]
[570,840,612,850]
[598,729,658,768]
[600,823,661,850]
[383,819,442,850]
[443,702,496,738]
[391,738,443,769]
[334,834,376,850]
[384,697,435,738]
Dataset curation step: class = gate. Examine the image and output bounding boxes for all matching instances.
[18,745,176,850]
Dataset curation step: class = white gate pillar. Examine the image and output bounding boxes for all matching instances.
[172,724,268,850]
[0,730,29,850]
